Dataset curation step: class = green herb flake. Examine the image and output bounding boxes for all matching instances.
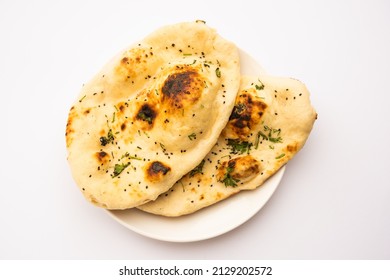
[188,133,197,140]
[112,112,116,123]
[227,139,252,154]
[255,79,265,90]
[129,155,142,160]
[137,112,152,124]
[112,162,130,178]
[121,152,130,159]
[99,129,114,146]
[183,53,192,56]
[189,160,205,177]
[233,103,246,115]
[257,126,283,145]
[220,166,240,187]
[143,131,150,138]
[215,67,221,78]
[275,153,285,159]
[264,126,282,143]
[120,152,142,161]
[78,95,86,103]
[254,132,262,149]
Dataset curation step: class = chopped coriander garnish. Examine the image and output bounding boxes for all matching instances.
[112,112,116,123]
[215,67,221,78]
[258,131,269,141]
[121,152,130,159]
[99,129,114,146]
[264,125,283,143]
[78,95,86,103]
[231,103,246,118]
[137,111,152,124]
[255,84,264,90]
[188,133,197,140]
[254,132,262,149]
[112,162,130,178]
[227,139,252,154]
[129,155,142,160]
[269,136,282,143]
[275,153,285,159]
[143,131,150,138]
[256,126,283,145]
[121,152,142,160]
[189,159,205,177]
[220,166,239,187]
[255,79,265,90]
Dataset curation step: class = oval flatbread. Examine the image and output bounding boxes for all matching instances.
[66,21,240,209]
[138,75,317,216]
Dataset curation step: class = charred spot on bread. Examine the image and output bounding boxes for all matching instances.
[95,151,110,164]
[65,118,73,137]
[162,71,197,97]
[226,90,267,139]
[65,107,77,147]
[161,68,203,108]
[217,155,261,186]
[286,143,298,153]
[115,48,154,82]
[145,161,171,182]
[121,57,129,64]
[135,103,157,125]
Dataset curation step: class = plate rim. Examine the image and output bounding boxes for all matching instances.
[106,166,285,242]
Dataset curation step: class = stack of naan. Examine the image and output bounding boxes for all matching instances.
[66,21,317,216]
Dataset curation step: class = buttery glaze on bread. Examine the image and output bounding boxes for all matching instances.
[66,21,240,209]
[138,75,317,216]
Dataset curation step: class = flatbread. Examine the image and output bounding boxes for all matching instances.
[138,75,317,216]
[65,21,240,209]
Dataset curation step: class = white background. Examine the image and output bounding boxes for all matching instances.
[0,0,389,259]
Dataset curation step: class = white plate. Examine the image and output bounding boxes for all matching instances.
[106,49,286,242]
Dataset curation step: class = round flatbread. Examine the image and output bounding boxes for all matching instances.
[138,75,317,216]
[66,21,240,209]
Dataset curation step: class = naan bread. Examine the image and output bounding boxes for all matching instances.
[138,75,317,216]
[66,21,240,209]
